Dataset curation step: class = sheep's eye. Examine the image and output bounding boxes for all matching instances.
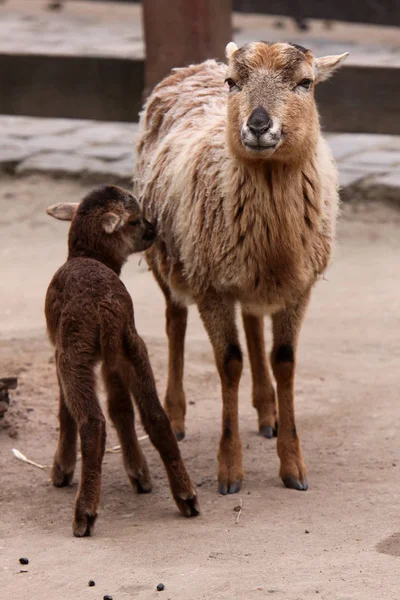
[297,78,312,90]
[129,219,140,227]
[225,77,239,91]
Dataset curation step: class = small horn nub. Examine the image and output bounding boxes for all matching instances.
[225,42,238,60]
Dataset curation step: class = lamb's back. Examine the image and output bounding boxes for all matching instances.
[45,258,133,351]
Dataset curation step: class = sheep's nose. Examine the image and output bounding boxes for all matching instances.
[247,107,272,136]
[142,218,156,241]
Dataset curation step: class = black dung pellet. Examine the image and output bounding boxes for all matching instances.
[88,580,95,587]
[157,583,165,591]
[19,558,29,565]
[103,595,113,600]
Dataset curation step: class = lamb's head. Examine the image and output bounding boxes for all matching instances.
[225,41,348,163]
[47,185,156,259]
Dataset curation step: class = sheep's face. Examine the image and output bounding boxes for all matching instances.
[225,41,348,163]
[96,187,156,255]
[47,185,156,258]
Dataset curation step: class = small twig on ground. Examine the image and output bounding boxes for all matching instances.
[12,435,150,467]
[12,448,48,469]
[234,497,243,524]
[104,435,149,454]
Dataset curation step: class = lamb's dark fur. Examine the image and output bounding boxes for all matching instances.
[45,185,199,537]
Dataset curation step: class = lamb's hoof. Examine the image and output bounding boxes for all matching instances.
[259,421,278,439]
[175,492,200,517]
[51,463,74,487]
[175,431,185,442]
[73,511,97,537]
[218,479,242,495]
[282,476,308,491]
[130,473,152,494]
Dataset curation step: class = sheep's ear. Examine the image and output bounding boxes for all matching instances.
[314,53,349,83]
[102,212,124,234]
[225,42,238,61]
[46,202,79,221]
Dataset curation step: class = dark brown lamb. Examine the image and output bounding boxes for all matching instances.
[45,185,199,537]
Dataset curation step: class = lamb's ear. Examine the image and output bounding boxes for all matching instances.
[314,53,349,83]
[225,42,238,61]
[46,202,79,221]
[102,212,125,234]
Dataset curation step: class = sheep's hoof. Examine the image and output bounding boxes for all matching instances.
[259,421,278,439]
[130,473,152,494]
[51,462,74,487]
[73,510,97,537]
[282,476,308,491]
[175,431,185,442]
[175,492,200,517]
[218,479,242,495]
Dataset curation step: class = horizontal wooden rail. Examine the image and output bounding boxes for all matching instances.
[71,0,400,27]
[1,52,399,134]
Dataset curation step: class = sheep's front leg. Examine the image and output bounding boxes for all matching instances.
[165,299,188,441]
[242,312,277,438]
[197,294,243,495]
[271,292,310,491]
[150,258,187,441]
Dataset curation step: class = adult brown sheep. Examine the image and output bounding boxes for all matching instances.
[135,41,348,495]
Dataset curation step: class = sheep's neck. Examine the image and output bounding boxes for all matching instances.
[219,157,324,298]
[231,158,321,222]
[67,243,125,276]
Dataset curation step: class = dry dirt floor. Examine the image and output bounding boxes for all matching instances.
[1,175,399,600]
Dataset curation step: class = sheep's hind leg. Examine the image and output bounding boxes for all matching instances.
[58,360,106,537]
[271,292,310,491]
[102,365,152,493]
[197,294,243,495]
[125,331,199,517]
[242,312,278,439]
[51,353,77,487]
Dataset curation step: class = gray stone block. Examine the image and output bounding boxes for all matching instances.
[326,133,394,161]
[16,152,87,176]
[86,157,133,181]
[339,168,368,188]
[0,116,85,138]
[372,172,400,189]
[25,135,86,153]
[80,145,133,161]
[0,143,33,165]
[348,150,400,166]
[68,124,137,146]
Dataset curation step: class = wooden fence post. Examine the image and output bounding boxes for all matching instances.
[142,0,232,98]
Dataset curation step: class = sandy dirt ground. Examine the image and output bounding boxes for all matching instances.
[1,174,399,600]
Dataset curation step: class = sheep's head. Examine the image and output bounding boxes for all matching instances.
[225,41,348,163]
[47,185,156,260]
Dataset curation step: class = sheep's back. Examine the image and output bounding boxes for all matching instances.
[138,60,227,155]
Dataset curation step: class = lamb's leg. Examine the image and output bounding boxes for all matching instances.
[102,365,152,493]
[242,312,277,438]
[125,331,199,517]
[197,295,243,495]
[271,292,310,491]
[51,361,78,487]
[151,261,187,440]
[58,360,106,536]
